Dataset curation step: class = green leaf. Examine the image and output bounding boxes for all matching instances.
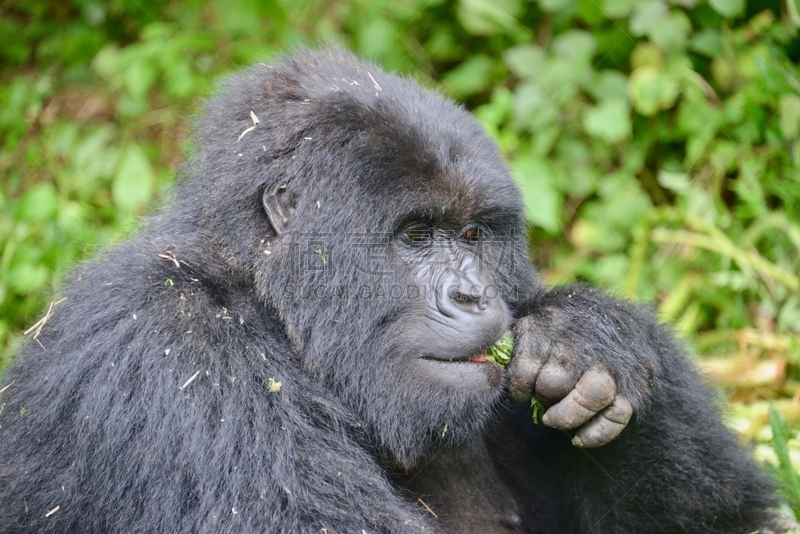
[92,44,121,80]
[657,170,691,193]
[70,126,117,189]
[540,56,588,87]
[601,0,638,18]
[218,0,272,37]
[736,157,768,217]
[583,99,631,143]
[531,397,546,424]
[788,0,800,27]
[117,93,148,117]
[457,0,521,35]
[630,42,664,69]
[112,145,154,214]
[649,11,692,52]
[17,184,58,223]
[583,70,629,101]
[578,0,606,25]
[164,59,196,99]
[124,61,156,100]
[768,406,800,512]
[628,65,679,116]
[512,80,547,119]
[691,28,724,57]
[511,155,562,233]
[504,45,546,79]
[779,94,800,140]
[709,140,740,174]
[538,0,575,13]
[595,254,630,292]
[709,0,745,17]
[442,54,496,96]
[357,18,397,59]
[475,87,513,129]
[5,240,50,295]
[552,30,596,63]
[597,173,652,230]
[7,263,48,294]
[629,0,668,36]
[486,331,514,366]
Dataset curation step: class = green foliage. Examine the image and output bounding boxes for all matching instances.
[531,397,546,425]
[486,331,514,366]
[0,0,798,510]
[770,406,800,516]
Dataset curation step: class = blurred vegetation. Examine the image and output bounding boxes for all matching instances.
[1,0,799,516]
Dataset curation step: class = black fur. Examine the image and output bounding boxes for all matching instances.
[0,48,780,533]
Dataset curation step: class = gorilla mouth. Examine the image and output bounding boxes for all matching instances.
[422,352,488,364]
[469,352,487,363]
[419,350,503,389]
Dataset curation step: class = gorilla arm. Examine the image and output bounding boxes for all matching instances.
[506,284,781,533]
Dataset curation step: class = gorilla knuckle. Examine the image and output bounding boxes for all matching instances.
[574,366,616,411]
[534,362,578,403]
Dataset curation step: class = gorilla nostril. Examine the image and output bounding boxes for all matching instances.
[448,284,485,310]
[450,288,475,303]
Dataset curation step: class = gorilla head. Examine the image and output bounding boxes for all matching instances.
[170,49,536,465]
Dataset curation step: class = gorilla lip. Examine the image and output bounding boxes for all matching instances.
[419,351,504,389]
[422,352,489,364]
[469,352,488,363]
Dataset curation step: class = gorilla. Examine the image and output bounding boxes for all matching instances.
[0,48,785,533]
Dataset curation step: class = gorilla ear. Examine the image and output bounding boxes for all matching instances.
[262,183,298,236]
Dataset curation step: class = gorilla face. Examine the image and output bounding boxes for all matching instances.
[188,50,537,465]
[392,223,511,391]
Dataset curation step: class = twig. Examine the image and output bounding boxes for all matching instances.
[238,110,261,141]
[179,371,201,390]
[0,381,15,394]
[417,498,438,518]
[23,301,54,337]
[158,253,180,269]
[24,298,67,340]
[367,72,382,91]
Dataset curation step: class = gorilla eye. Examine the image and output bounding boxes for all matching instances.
[405,227,433,246]
[461,226,483,243]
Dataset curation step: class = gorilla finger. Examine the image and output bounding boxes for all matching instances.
[507,353,545,403]
[602,395,634,424]
[533,361,578,405]
[571,397,633,448]
[571,365,616,412]
[575,366,617,412]
[540,368,615,429]
[541,390,597,430]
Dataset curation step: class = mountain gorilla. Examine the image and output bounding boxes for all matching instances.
[0,48,785,533]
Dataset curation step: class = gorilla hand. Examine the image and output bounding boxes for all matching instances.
[506,287,657,448]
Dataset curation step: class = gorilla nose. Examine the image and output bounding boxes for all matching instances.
[439,268,492,317]
[448,281,486,312]
[430,267,510,355]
